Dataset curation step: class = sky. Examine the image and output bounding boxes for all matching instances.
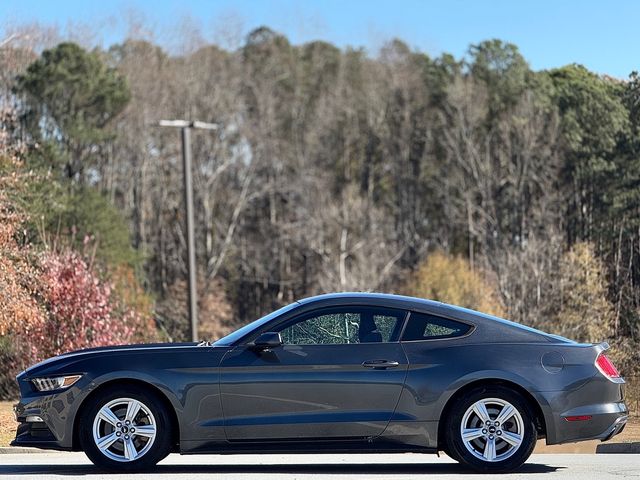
[1,0,638,78]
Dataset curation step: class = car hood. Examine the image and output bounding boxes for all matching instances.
[21,342,204,376]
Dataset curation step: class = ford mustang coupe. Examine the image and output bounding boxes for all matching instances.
[13,293,627,473]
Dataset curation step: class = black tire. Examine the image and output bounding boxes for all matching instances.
[444,386,537,473]
[78,385,174,472]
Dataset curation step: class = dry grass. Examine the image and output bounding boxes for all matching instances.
[0,401,16,447]
[0,401,638,450]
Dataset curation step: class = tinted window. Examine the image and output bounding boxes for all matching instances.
[401,312,471,340]
[278,307,405,345]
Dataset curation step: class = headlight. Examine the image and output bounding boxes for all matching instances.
[31,375,82,392]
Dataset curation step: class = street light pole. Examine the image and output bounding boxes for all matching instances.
[181,126,198,343]
[158,120,218,342]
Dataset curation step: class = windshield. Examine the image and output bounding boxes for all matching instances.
[213,301,300,346]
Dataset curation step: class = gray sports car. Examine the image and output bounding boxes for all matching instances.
[13,293,627,473]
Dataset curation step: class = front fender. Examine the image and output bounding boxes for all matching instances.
[66,370,185,449]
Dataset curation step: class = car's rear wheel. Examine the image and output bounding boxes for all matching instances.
[445,386,536,473]
[79,385,173,471]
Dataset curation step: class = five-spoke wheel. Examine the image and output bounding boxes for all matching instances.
[460,397,524,462]
[79,386,173,471]
[92,397,158,462]
[445,386,537,473]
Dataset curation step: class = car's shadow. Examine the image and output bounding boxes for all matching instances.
[0,462,562,476]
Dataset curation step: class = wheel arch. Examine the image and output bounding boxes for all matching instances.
[72,378,180,451]
[437,378,548,449]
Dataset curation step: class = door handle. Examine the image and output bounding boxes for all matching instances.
[362,359,400,369]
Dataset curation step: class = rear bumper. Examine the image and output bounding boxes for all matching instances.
[600,414,627,442]
[547,401,628,445]
[538,366,628,446]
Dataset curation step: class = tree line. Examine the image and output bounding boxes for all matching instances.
[1,25,639,377]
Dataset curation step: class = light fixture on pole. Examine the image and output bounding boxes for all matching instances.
[157,120,218,342]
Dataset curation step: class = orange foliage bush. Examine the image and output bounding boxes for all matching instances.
[552,242,615,342]
[0,113,44,353]
[406,250,505,317]
[0,219,44,340]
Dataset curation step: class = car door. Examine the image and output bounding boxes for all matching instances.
[219,306,409,441]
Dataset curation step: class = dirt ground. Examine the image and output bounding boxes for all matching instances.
[1,401,638,451]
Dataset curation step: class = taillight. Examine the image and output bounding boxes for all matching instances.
[595,353,621,380]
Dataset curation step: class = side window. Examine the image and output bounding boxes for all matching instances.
[401,312,472,341]
[280,312,359,345]
[278,308,405,345]
[373,314,398,343]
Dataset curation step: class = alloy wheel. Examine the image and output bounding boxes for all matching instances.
[92,397,157,462]
[459,397,524,462]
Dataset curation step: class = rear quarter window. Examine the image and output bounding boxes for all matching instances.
[402,312,472,341]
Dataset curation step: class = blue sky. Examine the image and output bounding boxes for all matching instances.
[1,0,637,78]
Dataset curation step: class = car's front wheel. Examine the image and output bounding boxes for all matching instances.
[79,385,173,471]
[445,386,537,473]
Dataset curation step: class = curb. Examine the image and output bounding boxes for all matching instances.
[0,446,43,454]
[596,442,640,454]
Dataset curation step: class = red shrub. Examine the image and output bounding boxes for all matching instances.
[29,251,135,360]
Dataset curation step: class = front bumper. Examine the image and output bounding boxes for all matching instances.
[11,382,88,451]
[11,417,71,451]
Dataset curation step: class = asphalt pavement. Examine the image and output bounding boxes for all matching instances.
[0,451,639,479]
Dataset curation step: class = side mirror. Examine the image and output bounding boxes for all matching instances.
[252,332,283,350]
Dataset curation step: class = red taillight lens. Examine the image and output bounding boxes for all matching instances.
[595,353,620,379]
[564,415,592,422]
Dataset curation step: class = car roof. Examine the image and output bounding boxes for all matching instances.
[297,291,488,317]
[298,291,443,307]
[297,292,560,343]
